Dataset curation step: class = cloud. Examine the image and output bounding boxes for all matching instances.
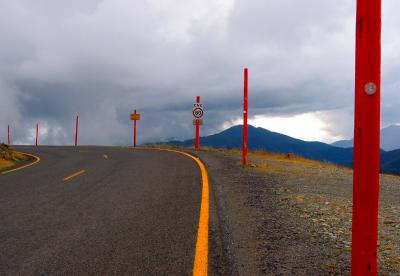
[0,0,398,145]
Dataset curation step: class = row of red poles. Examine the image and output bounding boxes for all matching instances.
[2,0,381,272]
[7,111,135,148]
[6,114,79,147]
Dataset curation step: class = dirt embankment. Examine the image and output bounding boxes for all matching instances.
[192,148,399,275]
[0,144,28,169]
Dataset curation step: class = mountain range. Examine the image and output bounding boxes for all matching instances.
[331,124,400,151]
[166,125,400,175]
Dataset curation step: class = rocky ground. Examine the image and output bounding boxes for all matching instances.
[192,149,399,275]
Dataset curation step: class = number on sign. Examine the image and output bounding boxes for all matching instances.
[193,108,204,119]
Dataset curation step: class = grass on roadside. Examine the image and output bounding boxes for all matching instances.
[146,144,349,173]
[202,146,348,171]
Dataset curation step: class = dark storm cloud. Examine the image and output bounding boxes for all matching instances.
[1,0,400,145]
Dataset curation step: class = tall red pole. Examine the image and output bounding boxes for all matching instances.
[352,0,381,275]
[134,109,137,147]
[242,68,249,166]
[7,125,10,146]
[75,114,79,146]
[35,123,38,146]
[195,96,200,149]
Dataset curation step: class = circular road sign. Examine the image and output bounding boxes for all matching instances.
[193,107,204,119]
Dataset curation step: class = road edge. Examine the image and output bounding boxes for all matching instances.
[144,148,209,276]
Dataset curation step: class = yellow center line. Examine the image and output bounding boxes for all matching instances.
[1,152,41,175]
[63,170,86,181]
[146,148,209,276]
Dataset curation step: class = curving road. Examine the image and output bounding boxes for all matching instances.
[0,146,202,275]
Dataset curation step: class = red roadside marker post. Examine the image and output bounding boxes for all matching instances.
[242,68,249,166]
[7,125,10,145]
[130,110,141,147]
[193,96,204,150]
[352,0,381,275]
[134,110,137,147]
[35,123,39,146]
[75,114,79,146]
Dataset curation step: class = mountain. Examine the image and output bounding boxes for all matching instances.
[168,125,354,167]
[332,125,400,151]
[381,149,400,175]
[331,139,353,148]
[166,125,400,175]
[381,125,400,151]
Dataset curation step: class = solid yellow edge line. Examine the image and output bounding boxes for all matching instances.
[146,148,209,276]
[1,152,41,175]
[63,170,86,181]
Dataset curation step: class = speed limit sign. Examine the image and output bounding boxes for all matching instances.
[192,103,204,119]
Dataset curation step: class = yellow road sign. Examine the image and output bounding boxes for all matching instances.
[130,114,141,120]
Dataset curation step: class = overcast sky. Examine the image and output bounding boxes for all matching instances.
[1,0,400,145]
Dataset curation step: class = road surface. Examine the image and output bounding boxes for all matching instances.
[0,146,202,275]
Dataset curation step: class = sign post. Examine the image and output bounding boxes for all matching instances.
[193,96,203,149]
[75,114,79,147]
[134,110,137,147]
[7,125,10,146]
[242,68,249,166]
[130,110,141,147]
[352,0,381,275]
[35,123,39,146]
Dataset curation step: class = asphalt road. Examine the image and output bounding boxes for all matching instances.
[0,146,202,275]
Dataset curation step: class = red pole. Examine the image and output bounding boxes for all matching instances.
[134,109,137,147]
[35,123,38,146]
[242,68,249,166]
[195,96,200,149]
[75,114,79,146]
[7,125,10,146]
[352,0,381,275]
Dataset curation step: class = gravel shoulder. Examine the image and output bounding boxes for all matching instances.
[191,149,400,275]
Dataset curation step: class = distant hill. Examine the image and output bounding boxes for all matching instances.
[168,125,354,167]
[381,149,400,175]
[332,124,400,151]
[166,125,400,175]
[381,125,400,151]
[331,139,353,148]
